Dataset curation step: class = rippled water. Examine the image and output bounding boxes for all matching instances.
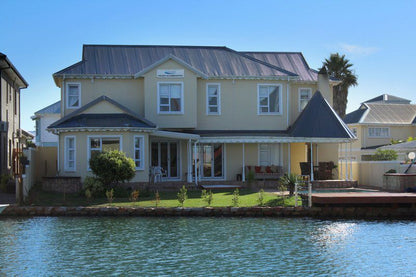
[1,217,415,276]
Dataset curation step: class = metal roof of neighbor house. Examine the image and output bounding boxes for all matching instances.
[0,52,28,88]
[48,95,156,129]
[344,102,416,124]
[289,91,355,139]
[49,113,155,129]
[365,94,411,104]
[53,45,324,81]
[187,130,289,137]
[34,101,61,115]
[241,52,318,82]
[379,140,416,151]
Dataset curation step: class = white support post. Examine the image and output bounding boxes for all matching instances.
[288,143,291,174]
[339,144,343,180]
[187,140,192,183]
[316,144,319,165]
[349,142,353,181]
[194,142,198,185]
[294,182,298,207]
[308,182,312,208]
[345,143,349,181]
[242,143,246,182]
[310,142,314,181]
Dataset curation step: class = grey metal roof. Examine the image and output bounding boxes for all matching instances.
[34,101,61,115]
[53,45,314,80]
[379,140,416,151]
[365,94,411,104]
[49,95,156,129]
[49,113,155,129]
[345,102,416,124]
[289,91,355,139]
[241,52,318,82]
[186,130,289,137]
[0,52,28,88]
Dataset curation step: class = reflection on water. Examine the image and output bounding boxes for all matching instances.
[0,217,415,276]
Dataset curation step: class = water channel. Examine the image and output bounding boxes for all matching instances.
[1,217,415,276]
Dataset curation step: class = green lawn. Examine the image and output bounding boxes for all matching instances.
[27,187,301,208]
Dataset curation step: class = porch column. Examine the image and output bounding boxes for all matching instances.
[345,143,349,181]
[339,144,343,180]
[310,142,314,181]
[187,139,192,183]
[316,144,319,165]
[242,143,246,182]
[349,142,353,180]
[194,141,198,185]
[288,143,291,174]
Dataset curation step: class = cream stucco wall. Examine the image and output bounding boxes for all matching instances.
[62,78,144,117]
[58,131,150,182]
[143,60,198,128]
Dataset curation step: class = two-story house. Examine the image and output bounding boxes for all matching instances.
[32,101,60,147]
[0,53,28,176]
[48,45,355,184]
[343,94,416,161]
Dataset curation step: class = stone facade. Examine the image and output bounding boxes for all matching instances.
[42,177,82,193]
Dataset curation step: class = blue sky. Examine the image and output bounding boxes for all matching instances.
[1,0,416,131]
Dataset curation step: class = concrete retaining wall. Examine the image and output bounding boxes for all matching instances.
[1,205,415,220]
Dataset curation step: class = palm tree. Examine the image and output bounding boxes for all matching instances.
[322,53,358,118]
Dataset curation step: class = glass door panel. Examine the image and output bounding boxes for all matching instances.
[213,144,223,177]
[203,145,212,177]
[170,143,178,177]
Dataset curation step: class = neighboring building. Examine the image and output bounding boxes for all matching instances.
[0,53,29,176]
[31,101,60,146]
[343,94,416,161]
[48,45,355,183]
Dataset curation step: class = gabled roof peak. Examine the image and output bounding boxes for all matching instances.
[364,94,411,104]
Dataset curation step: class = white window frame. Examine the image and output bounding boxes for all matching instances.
[368,127,390,138]
[64,136,76,172]
[87,135,122,170]
[134,135,145,170]
[206,83,221,115]
[157,82,184,114]
[298,88,312,112]
[66,82,81,109]
[257,84,282,115]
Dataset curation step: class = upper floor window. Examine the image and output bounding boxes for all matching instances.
[257,84,282,115]
[206,83,221,115]
[66,83,81,109]
[158,82,183,114]
[368,127,389,138]
[298,88,312,111]
[64,136,76,171]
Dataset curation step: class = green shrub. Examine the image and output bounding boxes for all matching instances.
[177,186,188,207]
[257,189,265,206]
[89,150,135,188]
[232,189,240,207]
[82,176,105,198]
[371,149,398,161]
[0,174,12,192]
[279,173,300,196]
[386,169,397,173]
[106,189,114,203]
[201,189,213,206]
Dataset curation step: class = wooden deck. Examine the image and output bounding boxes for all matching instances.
[312,192,416,207]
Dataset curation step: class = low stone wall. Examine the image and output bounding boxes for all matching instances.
[383,174,416,192]
[42,177,82,193]
[1,205,415,219]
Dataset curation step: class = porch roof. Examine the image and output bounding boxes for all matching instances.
[289,91,356,141]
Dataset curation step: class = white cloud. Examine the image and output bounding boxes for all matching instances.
[339,43,379,56]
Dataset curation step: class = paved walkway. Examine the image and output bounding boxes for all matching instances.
[0,193,15,204]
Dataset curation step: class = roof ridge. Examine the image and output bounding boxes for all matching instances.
[83,44,229,49]
[232,49,298,77]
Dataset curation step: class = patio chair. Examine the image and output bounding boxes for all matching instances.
[152,166,167,182]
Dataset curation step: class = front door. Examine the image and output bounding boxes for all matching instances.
[151,141,179,178]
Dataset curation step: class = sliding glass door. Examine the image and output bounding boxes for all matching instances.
[201,143,224,178]
[151,141,179,178]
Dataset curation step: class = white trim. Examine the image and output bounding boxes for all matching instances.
[257,83,283,115]
[134,135,145,170]
[64,136,76,172]
[87,135,122,171]
[199,136,354,144]
[65,82,81,109]
[298,87,312,112]
[206,83,221,115]
[286,79,290,127]
[157,81,184,114]
[152,130,199,140]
